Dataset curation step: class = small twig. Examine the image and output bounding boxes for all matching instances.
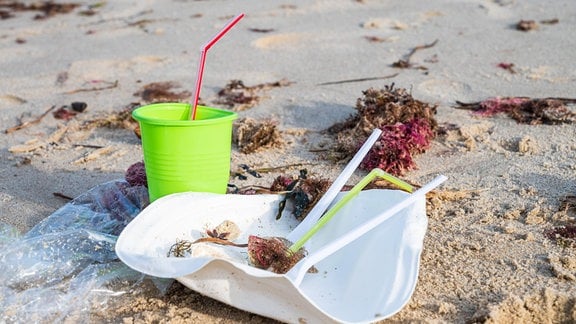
[406,39,439,60]
[5,105,57,134]
[192,237,248,247]
[53,192,74,201]
[65,80,118,94]
[72,144,105,149]
[392,39,439,68]
[253,163,316,173]
[317,73,399,86]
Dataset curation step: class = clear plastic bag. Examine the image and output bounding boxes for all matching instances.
[0,180,172,323]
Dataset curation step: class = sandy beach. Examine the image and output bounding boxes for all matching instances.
[1,0,576,322]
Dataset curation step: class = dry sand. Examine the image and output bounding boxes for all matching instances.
[1,0,575,323]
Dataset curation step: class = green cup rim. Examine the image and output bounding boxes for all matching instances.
[132,103,237,126]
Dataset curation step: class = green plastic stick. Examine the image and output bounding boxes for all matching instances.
[288,168,413,253]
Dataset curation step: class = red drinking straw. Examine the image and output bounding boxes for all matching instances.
[189,13,245,120]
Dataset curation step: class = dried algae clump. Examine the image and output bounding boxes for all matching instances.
[328,84,437,175]
[233,118,284,153]
[133,81,191,103]
[125,161,147,187]
[545,225,576,248]
[215,79,293,111]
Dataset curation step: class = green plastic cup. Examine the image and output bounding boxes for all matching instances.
[132,103,237,202]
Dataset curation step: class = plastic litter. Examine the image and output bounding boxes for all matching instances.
[0,180,171,323]
[116,175,446,323]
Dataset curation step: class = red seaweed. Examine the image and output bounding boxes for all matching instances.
[361,118,434,174]
[455,97,576,124]
[125,161,147,187]
[327,84,437,175]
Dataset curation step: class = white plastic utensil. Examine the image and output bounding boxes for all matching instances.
[286,128,382,242]
[286,172,446,285]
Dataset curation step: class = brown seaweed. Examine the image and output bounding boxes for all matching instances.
[233,118,284,153]
[0,1,79,20]
[215,79,293,111]
[133,81,191,103]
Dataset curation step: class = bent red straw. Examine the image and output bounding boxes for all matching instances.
[190,13,245,120]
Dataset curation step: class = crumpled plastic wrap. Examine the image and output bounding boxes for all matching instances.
[0,180,172,322]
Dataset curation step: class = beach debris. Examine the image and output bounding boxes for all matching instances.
[207,220,241,241]
[233,117,284,153]
[9,139,44,153]
[168,222,306,274]
[214,79,293,111]
[5,105,56,134]
[364,35,392,43]
[125,161,147,187]
[327,84,437,175]
[270,170,331,221]
[73,146,116,164]
[455,97,576,124]
[514,18,557,31]
[8,124,68,153]
[0,1,80,20]
[14,156,32,167]
[65,80,118,94]
[53,106,77,120]
[52,102,87,121]
[391,39,439,70]
[559,195,576,214]
[71,101,88,112]
[168,221,246,258]
[317,73,398,86]
[361,119,435,174]
[516,20,538,31]
[77,2,106,16]
[250,168,416,274]
[249,28,275,33]
[497,62,517,74]
[167,239,193,257]
[545,225,576,248]
[133,81,191,103]
[540,18,559,25]
[239,164,262,178]
[230,163,317,190]
[81,103,140,135]
[53,192,74,201]
[247,235,306,274]
[0,94,27,104]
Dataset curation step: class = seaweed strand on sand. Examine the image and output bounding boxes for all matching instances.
[455,97,576,125]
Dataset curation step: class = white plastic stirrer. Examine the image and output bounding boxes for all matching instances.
[286,128,382,243]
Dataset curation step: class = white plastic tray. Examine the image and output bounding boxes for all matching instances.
[116,188,429,323]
